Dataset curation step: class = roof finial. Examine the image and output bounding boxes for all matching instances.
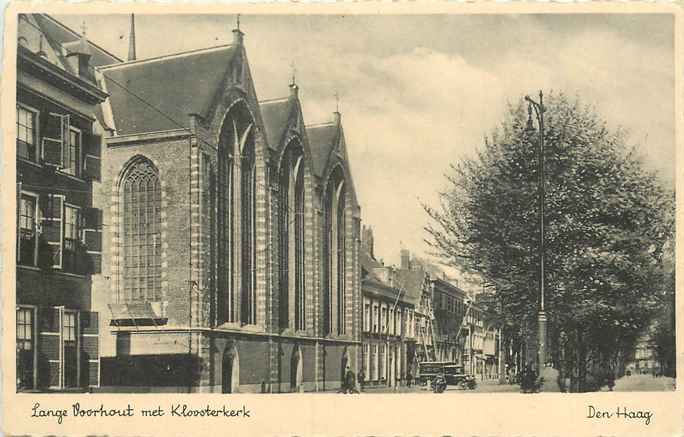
[334,91,340,113]
[290,61,296,86]
[73,20,91,56]
[232,14,244,45]
[128,14,137,61]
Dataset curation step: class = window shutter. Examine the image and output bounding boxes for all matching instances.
[44,112,62,139]
[38,194,64,269]
[61,115,71,170]
[79,310,99,334]
[79,310,100,387]
[82,207,102,274]
[82,132,102,181]
[42,113,65,167]
[37,306,63,389]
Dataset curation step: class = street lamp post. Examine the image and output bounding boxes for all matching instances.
[525,91,547,373]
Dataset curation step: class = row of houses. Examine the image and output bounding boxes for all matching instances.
[359,227,502,388]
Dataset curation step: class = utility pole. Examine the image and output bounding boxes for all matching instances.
[525,90,547,372]
[498,299,505,383]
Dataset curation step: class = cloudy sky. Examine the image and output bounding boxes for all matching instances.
[58,13,675,269]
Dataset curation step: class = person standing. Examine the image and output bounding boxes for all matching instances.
[345,366,359,394]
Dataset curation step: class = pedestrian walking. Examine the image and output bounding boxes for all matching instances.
[358,369,365,392]
[345,366,359,394]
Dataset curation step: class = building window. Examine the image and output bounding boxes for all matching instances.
[17,105,37,161]
[323,168,346,335]
[372,304,379,333]
[62,311,78,388]
[218,121,235,323]
[62,205,80,273]
[16,307,34,390]
[294,157,305,331]
[63,312,76,341]
[279,143,306,331]
[363,344,370,380]
[17,307,33,350]
[364,301,371,333]
[18,194,37,266]
[379,344,386,381]
[371,344,378,381]
[62,127,81,176]
[389,307,395,335]
[335,182,346,334]
[241,147,257,325]
[122,158,161,302]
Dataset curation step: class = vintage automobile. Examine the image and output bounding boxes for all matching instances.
[417,361,477,392]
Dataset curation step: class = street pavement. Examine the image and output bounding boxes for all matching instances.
[359,379,520,394]
[355,375,675,394]
[602,374,675,392]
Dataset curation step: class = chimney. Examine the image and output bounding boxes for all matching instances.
[66,23,93,82]
[37,35,47,59]
[361,225,374,258]
[128,14,137,61]
[400,249,411,271]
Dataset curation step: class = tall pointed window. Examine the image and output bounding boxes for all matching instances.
[122,158,161,302]
[294,156,305,330]
[218,105,255,325]
[335,181,346,334]
[241,148,257,325]
[323,167,346,335]
[279,142,306,331]
[218,122,235,323]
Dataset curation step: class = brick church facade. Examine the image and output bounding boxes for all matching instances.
[93,25,362,392]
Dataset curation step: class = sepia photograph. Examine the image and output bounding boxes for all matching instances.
[11,10,677,397]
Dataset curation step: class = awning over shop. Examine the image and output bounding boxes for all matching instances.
[108,302,167,327]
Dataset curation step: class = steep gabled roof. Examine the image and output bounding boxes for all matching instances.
[396,268,427,307]
[259,97,295,147]
[306,122,338,178]
[35,14,122,67]
[101,45,237,135]
[361,250,383,272]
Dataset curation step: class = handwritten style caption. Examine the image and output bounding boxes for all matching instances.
[31,402,251,424]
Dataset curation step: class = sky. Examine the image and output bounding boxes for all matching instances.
[57,13,675,272]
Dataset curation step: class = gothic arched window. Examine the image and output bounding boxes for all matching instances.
[323,167,346,335]
[335,181,346,334]
[241,146,257,325]
[218,104,256,325]
[122,158,161,302]
[279,141,306,331]
[218,122,235,323]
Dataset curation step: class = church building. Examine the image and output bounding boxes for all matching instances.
[93,21,362,392]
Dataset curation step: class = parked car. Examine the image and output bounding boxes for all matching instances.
[417,361,477,391]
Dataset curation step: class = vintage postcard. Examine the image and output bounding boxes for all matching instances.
[2,2,683,436]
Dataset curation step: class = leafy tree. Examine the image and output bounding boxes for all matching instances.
[649,241,676,377]
[425,93,674,391]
